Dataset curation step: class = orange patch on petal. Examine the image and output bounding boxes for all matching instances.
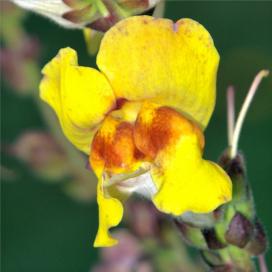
[134,103,204,159]
[90,116,145,175]
[90,102,204,177]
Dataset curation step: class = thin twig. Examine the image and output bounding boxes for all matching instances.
[153,0,166,18]
[258,254,268,272]
[227,86,235,147]
[230,70,269,158]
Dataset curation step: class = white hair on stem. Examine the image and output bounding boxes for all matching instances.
[229,70,269,159]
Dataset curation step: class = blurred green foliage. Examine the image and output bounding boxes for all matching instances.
[1,1,272,271]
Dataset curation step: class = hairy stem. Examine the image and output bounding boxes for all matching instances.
[230,70,269,158]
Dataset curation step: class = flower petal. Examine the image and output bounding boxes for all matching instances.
[134,103,232,216]
[90,115,146,176]
[40,47,116,153]
[134,102,204,160]
[97,16,219,128]
[151,136,232,215]
[94,177,124,247]
[11,0,84,28]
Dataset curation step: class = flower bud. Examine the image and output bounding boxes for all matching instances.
[87,0,161,32]
[1,2,41,93]
[11,0,162,31]
[219,152,245,177]
[219,152,249,201]
[9,131,69,180]
[246,219,267,256]
[225,212,253,248]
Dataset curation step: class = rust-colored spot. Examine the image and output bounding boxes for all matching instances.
[142,18,149,24]
[134,147,147,161]
[90,105,204,174]
[134,106,204,159]
[90,118,145,173]
[115,98,128,110]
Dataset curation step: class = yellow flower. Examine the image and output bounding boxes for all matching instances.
[40,16,232,247]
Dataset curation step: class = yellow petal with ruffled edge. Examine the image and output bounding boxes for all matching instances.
[94,177,124,247]
[40,47,116,153]
[134,102,232,216]
[151,135,232,215]
[97,16,219,128]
